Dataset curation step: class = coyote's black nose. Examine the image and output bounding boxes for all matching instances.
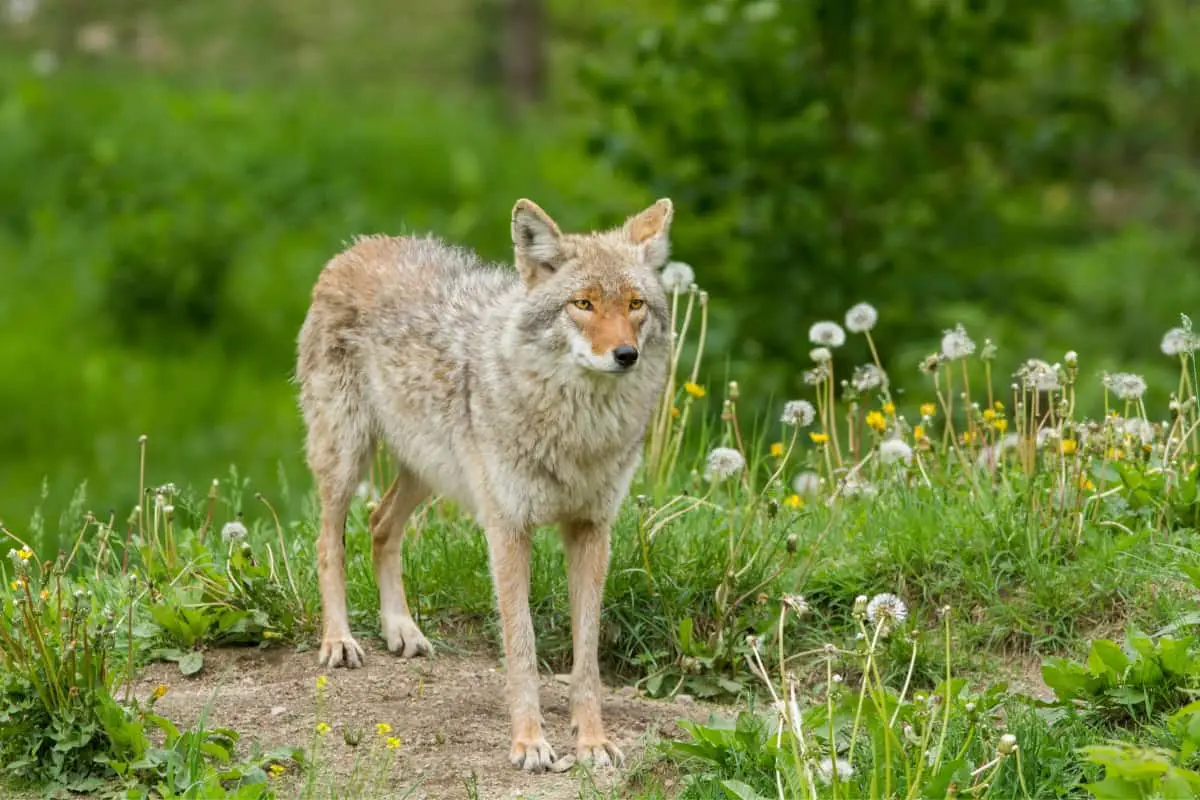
[613,345,639,368]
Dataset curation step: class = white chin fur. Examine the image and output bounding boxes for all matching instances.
[569,329,625,373]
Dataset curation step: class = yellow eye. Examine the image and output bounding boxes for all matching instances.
[571,299,594,311]
[629,298,645,311]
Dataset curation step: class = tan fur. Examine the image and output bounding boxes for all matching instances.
[295,198,675,772]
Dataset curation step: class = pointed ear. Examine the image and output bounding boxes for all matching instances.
[624,198,674,268]
[512,199,564,286]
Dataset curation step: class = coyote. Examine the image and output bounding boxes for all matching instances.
[296,198,675,771]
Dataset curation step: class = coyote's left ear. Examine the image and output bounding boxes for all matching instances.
[624,198,674,268]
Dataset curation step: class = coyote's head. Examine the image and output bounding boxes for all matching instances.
[510,198,674,375]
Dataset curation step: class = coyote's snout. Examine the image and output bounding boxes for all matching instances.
[296,197,675,772]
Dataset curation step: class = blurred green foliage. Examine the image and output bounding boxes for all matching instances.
[581,0,1200,403]
[2,0,1200,530]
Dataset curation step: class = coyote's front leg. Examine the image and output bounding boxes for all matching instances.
[563,520,624,767]
[486,523,556,771]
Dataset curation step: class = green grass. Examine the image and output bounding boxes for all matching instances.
[3,292,1200,798]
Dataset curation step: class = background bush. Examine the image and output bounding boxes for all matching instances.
[1,0,1199,533]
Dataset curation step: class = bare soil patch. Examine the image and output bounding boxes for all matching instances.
[130,641,712,799]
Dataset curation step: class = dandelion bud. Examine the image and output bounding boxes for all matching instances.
[699,290,709,306]
[138,434,148,444]
[964,702,976,713]
[745,634,762,651]
[635,494,648,507]
[1064,350,1077,366]
[728,381,739,400]
[162,504,174,519]
[786,534,798,553]
[852,594,868,619]
[766,498,779,518]
[832,673,843,684]
[343,727,363,747]
[998,733,1018,755]
[720,399,733,421]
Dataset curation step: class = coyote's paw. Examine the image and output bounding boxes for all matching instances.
[319,635,365,669]
[510,736,557,772]
[383,615,432,658]
[576,737,624,769]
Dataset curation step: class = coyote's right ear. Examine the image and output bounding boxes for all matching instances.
[512,199,564,287]
[624,198,674,269]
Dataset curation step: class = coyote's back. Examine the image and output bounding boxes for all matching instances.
[296,198,677,774]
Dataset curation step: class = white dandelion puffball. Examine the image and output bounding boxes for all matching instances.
[866,593,909,628]
[1103,372,1147,401]
[940,323,976,360]
[878,438,913,465]
[781,399,816,427]
[809,321,846,348]
[1017,358,1061,392]
[220,520,248,543]
[810,347,832,363]
[851,364,886,392]
[845,302,878,334]
[839,474,876,499]
[1162,327,1199,357]
[704,447,745,482]
[816,757,855,785]
[660,261,695,294]
[793,471,820,496]
[1123,418,1155,445]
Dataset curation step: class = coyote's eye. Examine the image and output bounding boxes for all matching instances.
[571,299,594,311]
[629,298,645,311]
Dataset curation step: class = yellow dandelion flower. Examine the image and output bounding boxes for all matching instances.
[992,419,1008,433]
[913,425,926,441]
[1061,439,1077,455]
[865,411,886,433]
[386,736,401,750]
[11,579,25,591]
[809,432,829,444]
[671,406,681,419]
[783,494,804,509]
[39,588,49,601]
[263,630,281,639]
[962,431,976,445]
[683,382,706,399]
[982,408,996,422]
[1106,448,1123,461]
[376,722,392,736]
[316,675,328,691]
[769,442,784,458]
[1079,476,1095,490]
[316,722,331,736]
[994,401,1005,410]
[152,684,169,700]
[920,403,937,417]
[882,401,896,416]
[17,546,33,562]
[268,764,285,779]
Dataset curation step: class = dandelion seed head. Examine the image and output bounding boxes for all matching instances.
[803,364,830,385]
[878,438,913,465]
[809,347,832,363]
[782,594,809,616]
[660,261,695,294]
[1016,359,1060,392]
[808,321,846,348]
[704,447,745,482]
[1064,350,1078,367]
[816,757,855,785]
[940,324,976,360]
[866,593,909,632]
[851,364,886,392]
[1162,327,1199,357]
[845,302,878,334]
[1103,372,1147,401]
[792,471,821,496]
[221,520,248,543]
[780,400,816,427]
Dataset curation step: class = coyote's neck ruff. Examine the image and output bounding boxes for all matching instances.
[297,198,676,772]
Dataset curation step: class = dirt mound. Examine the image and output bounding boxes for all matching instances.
[132,641,710,799]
